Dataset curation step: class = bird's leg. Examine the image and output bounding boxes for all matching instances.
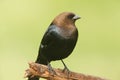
[47,62,56,75]
[61,59,70,76]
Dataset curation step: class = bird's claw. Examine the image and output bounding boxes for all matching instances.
[62,67,71,78]
[47,63,57,75]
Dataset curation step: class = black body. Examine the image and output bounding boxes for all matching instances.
[36,24,78,64]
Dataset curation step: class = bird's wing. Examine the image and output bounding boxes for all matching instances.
[37,25,58,64]
[40,25,61,49]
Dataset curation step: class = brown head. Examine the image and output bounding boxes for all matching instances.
[52,12,80,39]
[52,12,80,28]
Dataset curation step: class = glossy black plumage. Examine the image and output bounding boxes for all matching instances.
[28,12,80,80]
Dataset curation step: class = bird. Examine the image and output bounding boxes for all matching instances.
[28,12,80,80]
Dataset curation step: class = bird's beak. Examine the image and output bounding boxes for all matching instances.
[72,15,81,20]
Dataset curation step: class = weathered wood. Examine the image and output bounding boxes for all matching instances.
[24,62,107,80]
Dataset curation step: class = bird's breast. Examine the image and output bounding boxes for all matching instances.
[54,26,78,39]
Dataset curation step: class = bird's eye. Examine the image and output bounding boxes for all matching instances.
[67,14,75,19]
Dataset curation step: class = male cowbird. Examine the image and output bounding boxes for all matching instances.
[28,12,80,80]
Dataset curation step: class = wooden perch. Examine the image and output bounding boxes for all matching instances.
[24,62,107,80]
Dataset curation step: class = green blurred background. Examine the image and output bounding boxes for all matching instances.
[0,0,120,80]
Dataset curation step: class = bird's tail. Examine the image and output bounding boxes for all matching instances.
[28,77,39,80]
[28,51,48,80]
[35,52,48,65]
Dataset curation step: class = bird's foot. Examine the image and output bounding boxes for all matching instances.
[47,63,57,75]
[62,66,71,77]
[61,60,71,78]
[61,59,70,73]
